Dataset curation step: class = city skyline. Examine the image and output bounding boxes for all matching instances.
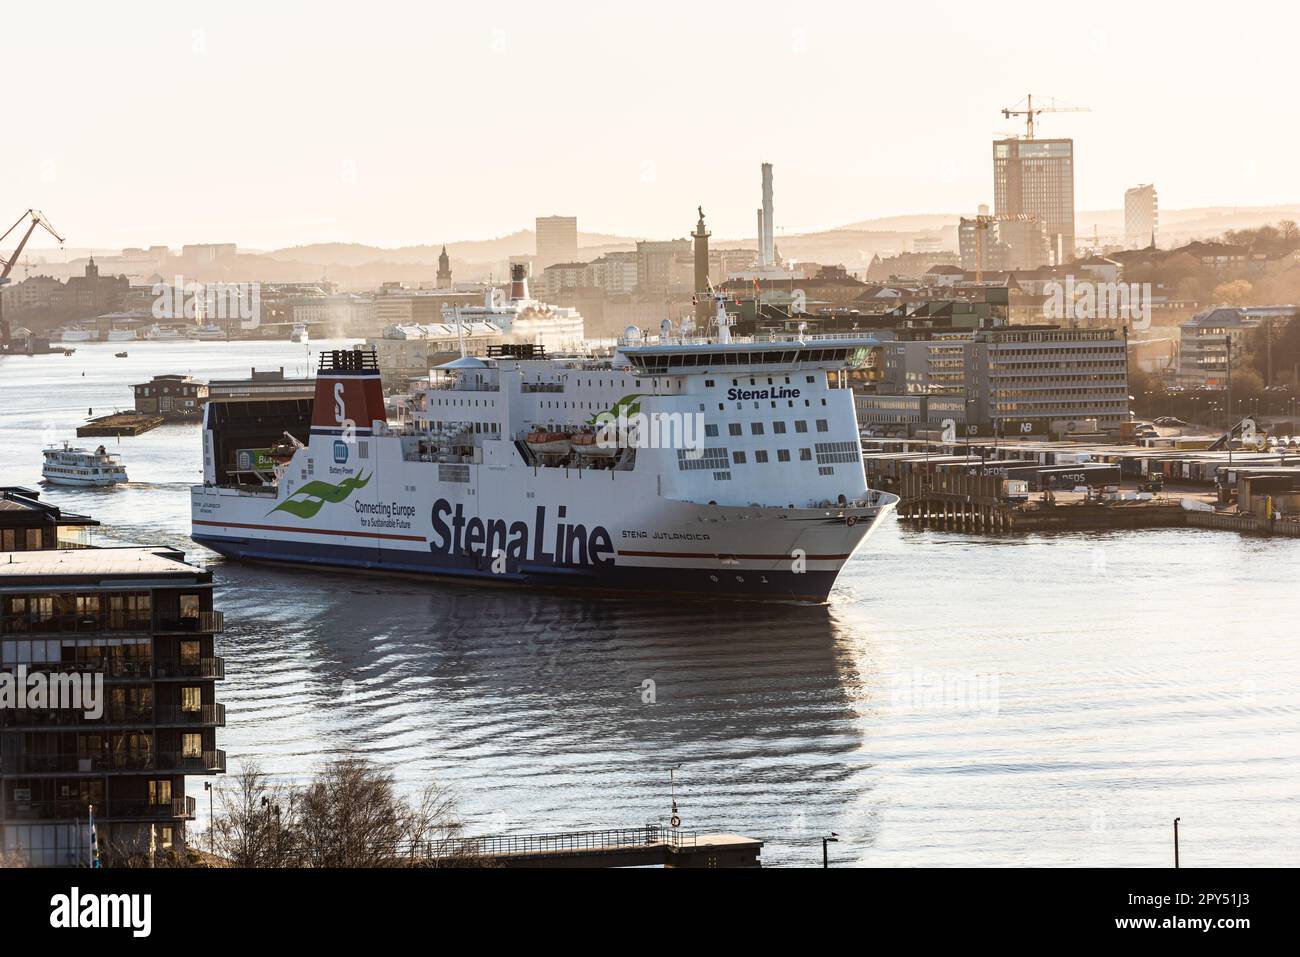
[4,0,1298,250]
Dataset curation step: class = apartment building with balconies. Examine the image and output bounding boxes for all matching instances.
[0,519,224,866]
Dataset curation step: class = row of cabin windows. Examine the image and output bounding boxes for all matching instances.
[717,398,829,411]
[711,461,835,479]
[731,448,815,465]
[707,420,829,438]
[428,421,499,434]
[702,375,816,388]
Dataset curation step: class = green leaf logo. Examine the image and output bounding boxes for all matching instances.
[270,471,372,520]
[587,393,645,426]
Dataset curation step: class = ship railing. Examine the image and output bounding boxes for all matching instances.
[423,825,697,860]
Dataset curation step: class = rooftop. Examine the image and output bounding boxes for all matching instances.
[0,546,205,583]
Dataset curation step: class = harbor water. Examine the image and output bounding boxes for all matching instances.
[2,341,1297,866]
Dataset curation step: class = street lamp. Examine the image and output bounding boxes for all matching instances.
[822,832,839,868]
[204,781,214,856]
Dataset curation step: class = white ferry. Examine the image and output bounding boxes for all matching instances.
[290,323,309,344]
[191,299,896,601]
[60,326,99,343]
[42,443,129,487]
[196,324,228,341]
[144,324,198,341]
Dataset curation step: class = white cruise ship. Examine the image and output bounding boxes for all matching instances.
[290,322,309,344]
[42,443,129,487]
[191,298,896,601]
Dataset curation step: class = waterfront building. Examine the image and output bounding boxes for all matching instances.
[972,326,1129,430]
[866,320,1128,431]
[0,498,224,866]
[993,137,1075,265]
[0,488,97,552]
[133,374,209,420]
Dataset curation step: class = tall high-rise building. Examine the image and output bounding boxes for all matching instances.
[1124,184,1158,250]
[993,138,1075,265]
[535,216,578,270]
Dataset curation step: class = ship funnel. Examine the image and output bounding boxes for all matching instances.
[509,263,530,302]
[311,348,387,434]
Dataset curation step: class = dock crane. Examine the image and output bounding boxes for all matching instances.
[1001,94,1090,140]
[0,209,65,348]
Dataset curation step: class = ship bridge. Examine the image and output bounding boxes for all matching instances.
[618,335,882,375]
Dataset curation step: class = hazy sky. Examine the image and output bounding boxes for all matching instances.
[5,0,1296,251]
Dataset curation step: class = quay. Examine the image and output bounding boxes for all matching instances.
[895,472,1187,532]
[76,411,164,437]
[880,443,1300,537]
[427,826,763,868]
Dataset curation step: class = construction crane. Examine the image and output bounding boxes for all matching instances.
[0,209,64,347]
[1001,94,1090,140]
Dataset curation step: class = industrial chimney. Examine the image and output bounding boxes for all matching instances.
[761,162,774,267]
[509,263,530,302]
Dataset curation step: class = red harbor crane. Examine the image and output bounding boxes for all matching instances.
[1,209,65,347]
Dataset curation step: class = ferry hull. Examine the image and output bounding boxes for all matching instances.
[191,531,851,601]
[191,481,895,603]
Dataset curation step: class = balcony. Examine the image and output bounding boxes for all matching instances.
[0,796,195,821]
[155,704,226,727]
[156,749,225,773]
[156,611,225,633]
[155,656,225,679]
[3,748,224,775]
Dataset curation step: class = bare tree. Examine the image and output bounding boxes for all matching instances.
[209,761,299,867]
[205,756,477,867]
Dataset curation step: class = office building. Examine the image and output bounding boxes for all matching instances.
[993,138,1075,265]
[535,216,578,270]
[1125,184,1158,250]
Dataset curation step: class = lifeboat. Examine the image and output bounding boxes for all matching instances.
[525,428,571,456]
[570,429,618,458]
